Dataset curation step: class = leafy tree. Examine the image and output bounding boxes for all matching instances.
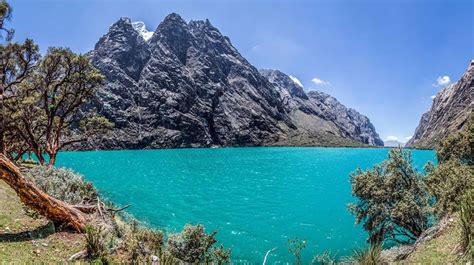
[436,115,473,165]
[349,148,430,245]
[424,117,474,216]
[0,0,14,41]
[0,39,40,157]
[6,47,112,165]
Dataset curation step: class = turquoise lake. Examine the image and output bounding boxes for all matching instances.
[55,147,435,263]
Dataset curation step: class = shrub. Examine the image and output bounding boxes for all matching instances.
[287,237,306,265]
[85,225,107,260]
[351,244,383,265]
[24,165,98,204]
[436,116,473,166]
[127,224,164,263]
[167,224,229,263]
[349,148,430,244]
[460,190,474,259]
[424,159,474,216]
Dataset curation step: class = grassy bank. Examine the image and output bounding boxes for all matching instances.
[0,181,84,262]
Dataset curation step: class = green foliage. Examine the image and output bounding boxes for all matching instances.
[125,221,164,264]
[436,116,474,166]
[423,118,474,217]
[167,224,230,263]
[349,147,430,244]
[3,45,111,165]
[0,0,13,40]
[351,244,383,265]
[85,225,107,260]
[24,165,98,204]
[287,237,307,265]
[460,190,473,259]
[424,159,474,216]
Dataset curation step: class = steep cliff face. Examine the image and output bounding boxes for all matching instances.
[407,61,474,148]
[83,14,383,150]
[260,70,383,146]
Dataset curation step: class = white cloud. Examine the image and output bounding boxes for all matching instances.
[386,136,398,141]
[433,75,450,87]
[430,95,436,99]
[289,75,303,88]
[405,136,412,141]
[311,77,330,86]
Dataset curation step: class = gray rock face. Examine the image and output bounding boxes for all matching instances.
[407,61,474,148]
[83,14,383,150]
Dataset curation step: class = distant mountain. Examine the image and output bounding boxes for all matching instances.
[407,61,473,148]
[384,140,405,147]
[78,14,383,150]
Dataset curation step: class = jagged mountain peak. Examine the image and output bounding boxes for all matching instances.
[81,13,384,150]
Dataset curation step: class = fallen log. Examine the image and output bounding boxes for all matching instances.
[0,154,87,232]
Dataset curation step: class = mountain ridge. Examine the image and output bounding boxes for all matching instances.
[407,60,473,148]
[77,13,383,150]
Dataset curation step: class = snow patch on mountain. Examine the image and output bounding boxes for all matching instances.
[132,21,154,41]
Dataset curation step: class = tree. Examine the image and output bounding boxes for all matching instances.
[0,0,102,232]
[349,148,430,245]
[6,47,112,165]
[436,115,473,166]
[0,153,87,231]
[424,117,474,216]
[0,39,40,157]
[0,0,14,41]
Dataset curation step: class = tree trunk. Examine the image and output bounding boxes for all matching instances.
[0,154,87,232]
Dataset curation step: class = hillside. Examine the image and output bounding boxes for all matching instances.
[407,60,473,148]
[76,14,383,150]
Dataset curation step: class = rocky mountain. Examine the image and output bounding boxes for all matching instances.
[81,13,383,150]
[407,61,473,148]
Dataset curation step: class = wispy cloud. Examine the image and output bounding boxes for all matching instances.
[311,77,330,86]
[289,75,303,87]
[386,136,398,141]
[430,95,436,99]
[433,75,450,87]
[405,136,412,141]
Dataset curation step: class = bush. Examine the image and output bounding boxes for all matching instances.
[351,244,383,265]
[460,191,474,259]
[436,116,473,165]
[125,221,164,263]
[85,225,107,260]
[287,238,306,265]
[424,159,474,216]
[24,165,98,204]
[167,224,230,263]
[349,148,430,244]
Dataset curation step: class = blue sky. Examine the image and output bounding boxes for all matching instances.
[8,0,474,143]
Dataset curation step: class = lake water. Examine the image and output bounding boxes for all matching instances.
[55,147,435,263]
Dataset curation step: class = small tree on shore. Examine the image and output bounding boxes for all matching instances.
[349,148,430,245]
[0,39,40,157]
[424,117,474,216]
[6,47,112,165]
